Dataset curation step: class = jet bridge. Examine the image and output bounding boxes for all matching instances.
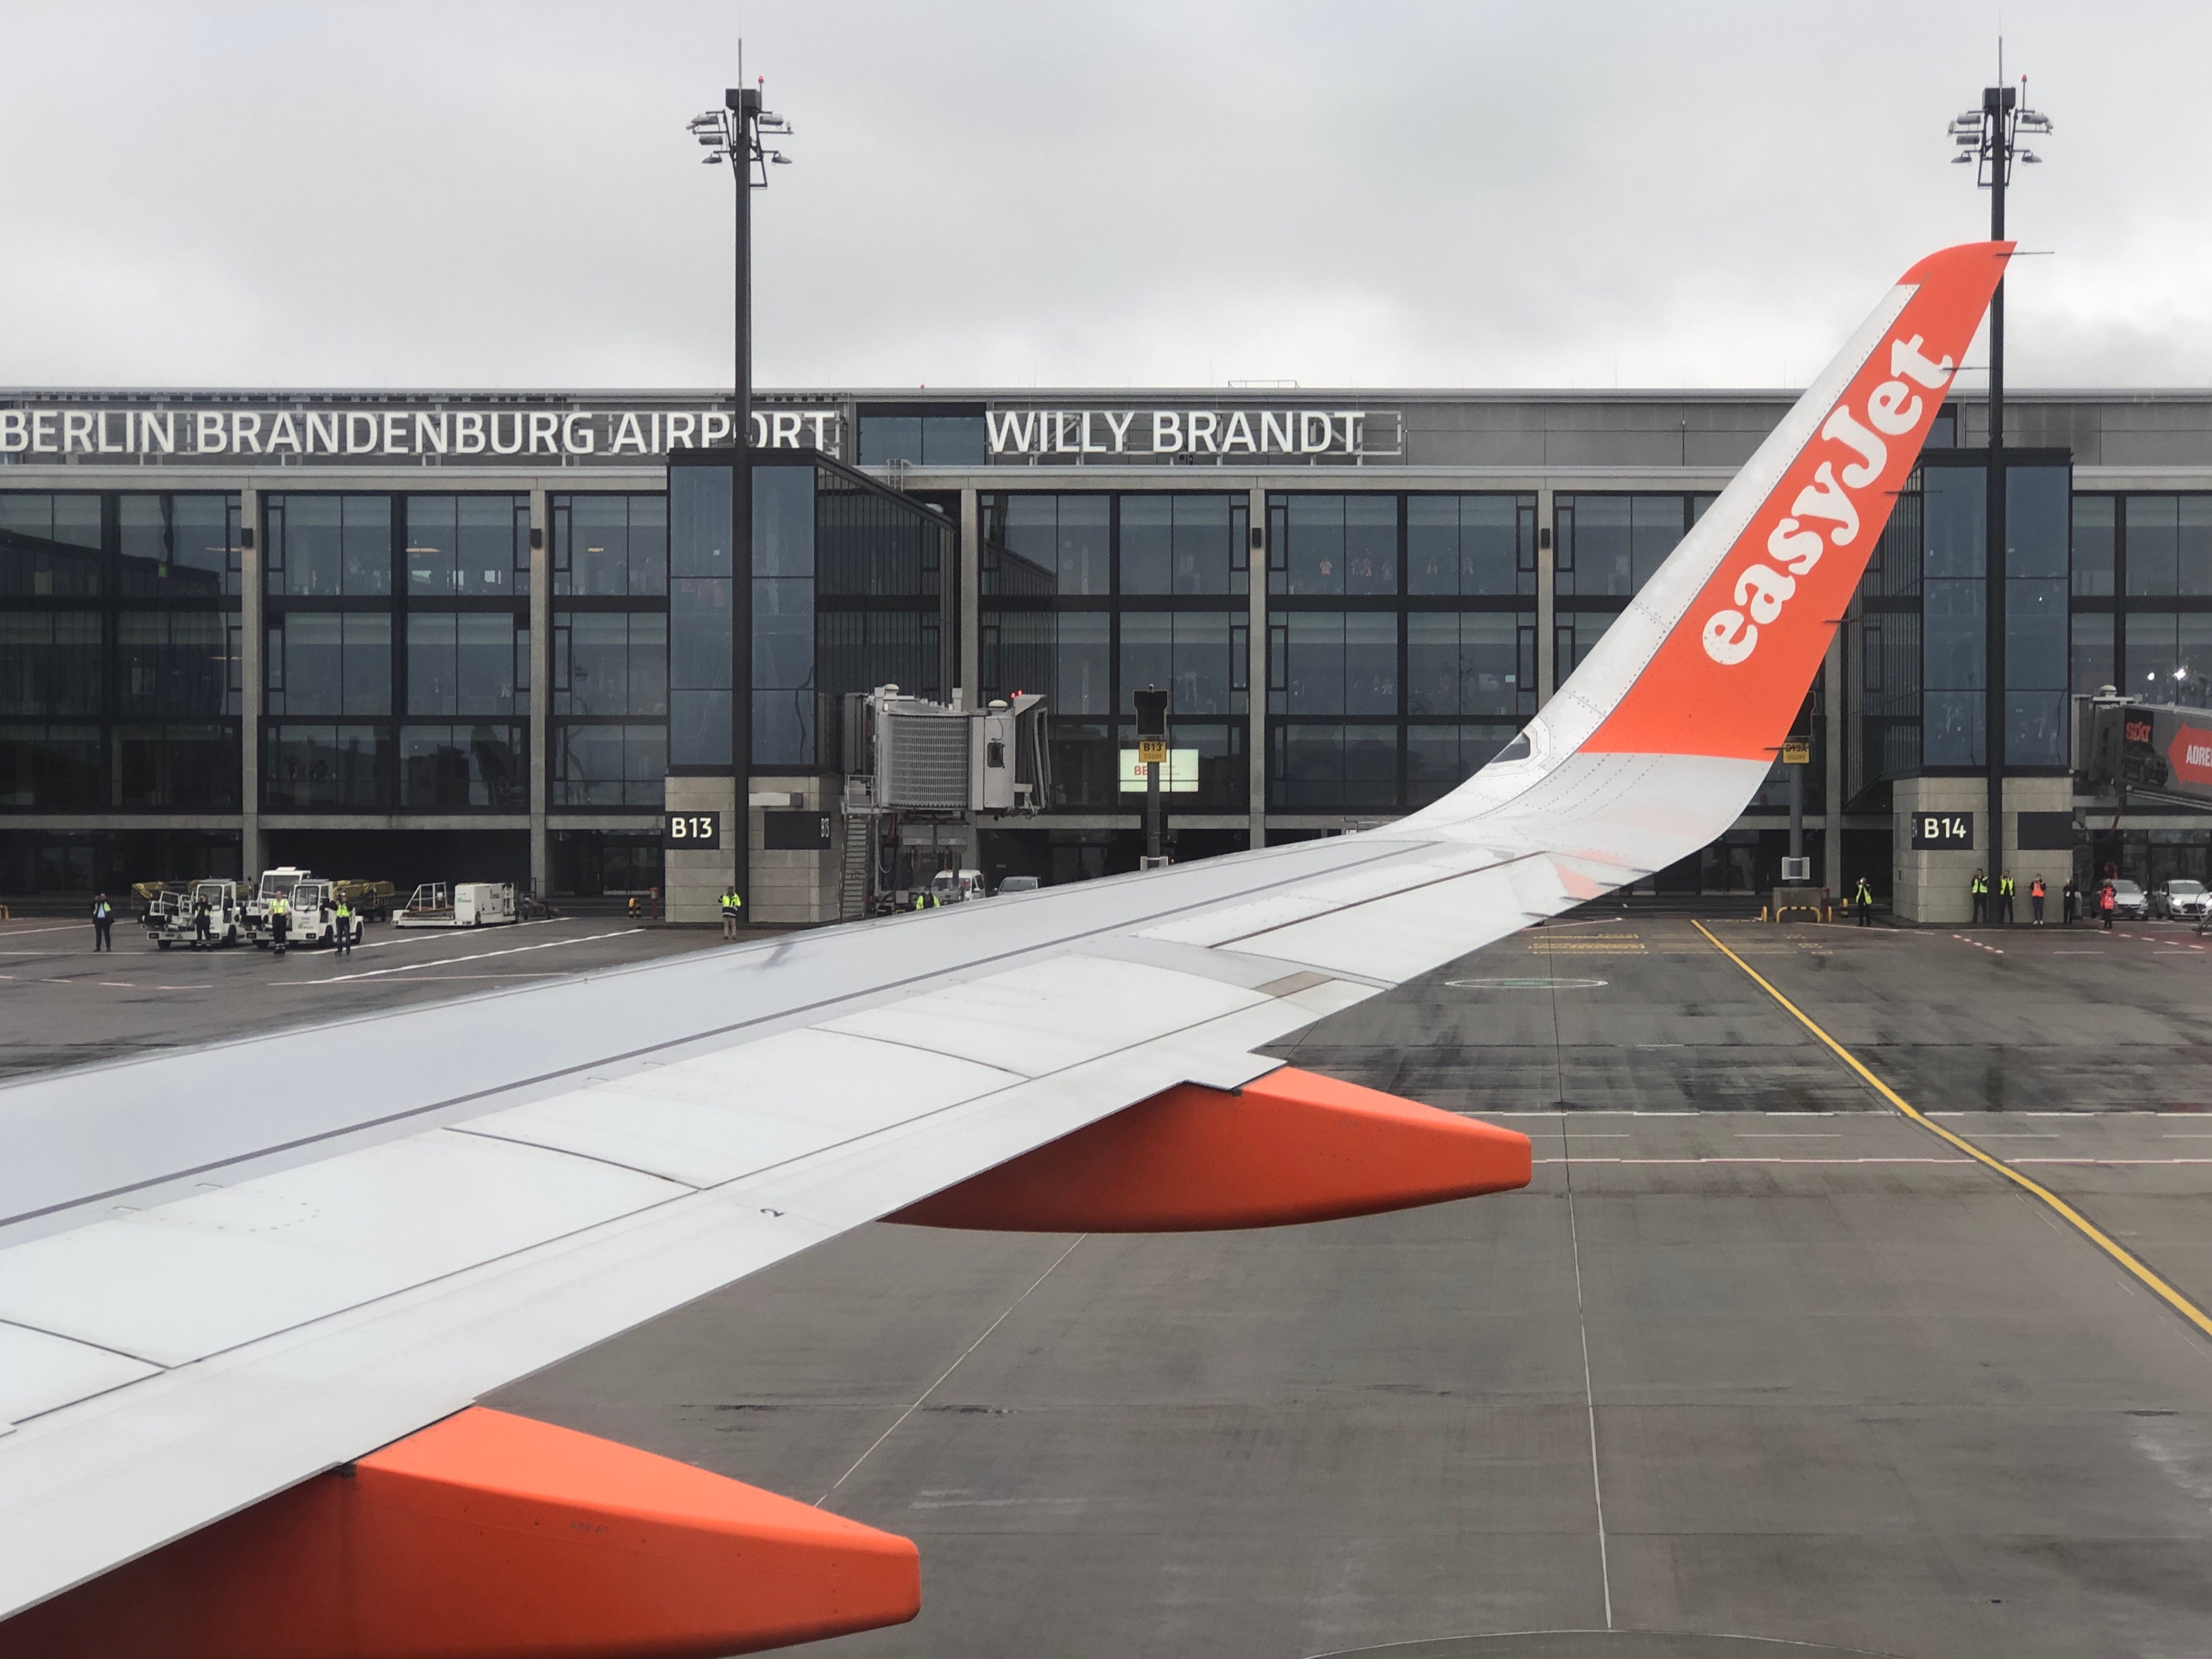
[2079,699,2212,810]
[837,686,1049,915]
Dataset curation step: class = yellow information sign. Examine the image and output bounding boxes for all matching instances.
[1138,738,1169,766]
[1781,737,1811,766]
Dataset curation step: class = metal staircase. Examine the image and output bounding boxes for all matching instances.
[837,810,872,921]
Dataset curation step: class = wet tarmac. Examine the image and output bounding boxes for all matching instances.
[0,912,728,1081]
[9,911,2212,1657]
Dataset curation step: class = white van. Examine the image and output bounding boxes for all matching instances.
[927,869,986,905]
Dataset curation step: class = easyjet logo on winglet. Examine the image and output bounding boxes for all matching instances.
[1700,335,1956,667]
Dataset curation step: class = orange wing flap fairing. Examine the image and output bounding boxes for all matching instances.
[0,1407,920,1659]
[887,1065,1532,1232]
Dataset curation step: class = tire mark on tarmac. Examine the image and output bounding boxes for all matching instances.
[815,1235,1085,1509]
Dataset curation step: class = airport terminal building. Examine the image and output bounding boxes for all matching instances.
[4,383,2210,921]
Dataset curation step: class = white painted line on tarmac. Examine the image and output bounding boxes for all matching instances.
[345,972,569,984]
[1537,1156,1973,1165]
[305,930,645,984]
[359,918,562,950]
[0,924,88,937]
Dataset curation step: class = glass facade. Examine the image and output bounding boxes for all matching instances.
[2005,464,2070,766]
[1553,493,1714,674]
[400,724,528,809]
[664,454,957,775]
[8,384,2211,903]
[983,491,1250,810]
[261,492,530,810]
[2071,492,2212,709]
[753,456,957,769]
[404,494,529,597]
[0,491,242,813]
[1267,492,1535,812]
[666,461,734,769]
[553,492,669,810]
[1919,461,1986,768]
[1861,487,1925,783]
[856,405,988,467]
[1855,455,2077,792]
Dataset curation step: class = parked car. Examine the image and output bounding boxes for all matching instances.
[2109,878,2150,920]
[995,875,1042,896]
[2153,878,2210,921]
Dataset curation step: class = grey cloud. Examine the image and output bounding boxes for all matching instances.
[1,0,2207,391]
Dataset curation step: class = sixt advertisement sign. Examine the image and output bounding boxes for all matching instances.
[983,407,1400,461]
[2084,701,2212,802]
[0,400,843,464]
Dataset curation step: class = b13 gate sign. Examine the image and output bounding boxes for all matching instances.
[663,812,722,851]
[1909,812,1973,850]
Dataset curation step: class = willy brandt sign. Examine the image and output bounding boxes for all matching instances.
[982,407,1398,460]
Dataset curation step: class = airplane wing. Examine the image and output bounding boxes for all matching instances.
[0,242,2007,1659]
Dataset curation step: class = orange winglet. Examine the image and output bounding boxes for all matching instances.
[887,1065,1531,1232]
[0,1407,919,1659]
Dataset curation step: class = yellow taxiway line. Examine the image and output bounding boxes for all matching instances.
[1691,917,2212,1343]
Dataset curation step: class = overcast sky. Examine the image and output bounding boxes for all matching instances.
[5,1,2209,393]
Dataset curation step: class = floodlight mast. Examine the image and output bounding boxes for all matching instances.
[1947,60,2051,880]
[685,70,791,913]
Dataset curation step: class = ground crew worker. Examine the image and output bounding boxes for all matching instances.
[627,894,642,921]
[2030,876,2046,926]
[2100,881,2116,930]
[1969,869,1988,924]
[2063,877,2080,925]
[1998,870,2016,925]
[91,892,113,952]
[720,887,743,940]
[270,893,290,957]
[194,893,212,949]
[1854,876,1874,926]
[334,897,354,956]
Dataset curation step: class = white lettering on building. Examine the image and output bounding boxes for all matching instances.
[979,407,1397,460]
[0,402,845,462]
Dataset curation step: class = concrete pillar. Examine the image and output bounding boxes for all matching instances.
[664,775,737,925]
[1893,773,2073,924]
[528,486,551,897]
[750,775,839,925]
[239,483,262,880]
[1823,628,1844,889]
[1892,776,1982,924]
[959,487,980,707]
[1535,484,1556,704]
[2000,776,2073,903]
[1248,484,1268,848]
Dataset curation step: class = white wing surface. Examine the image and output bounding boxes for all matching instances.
[0,243,2008,1632]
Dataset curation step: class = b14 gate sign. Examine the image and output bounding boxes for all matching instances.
[1909,812,1973,849]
